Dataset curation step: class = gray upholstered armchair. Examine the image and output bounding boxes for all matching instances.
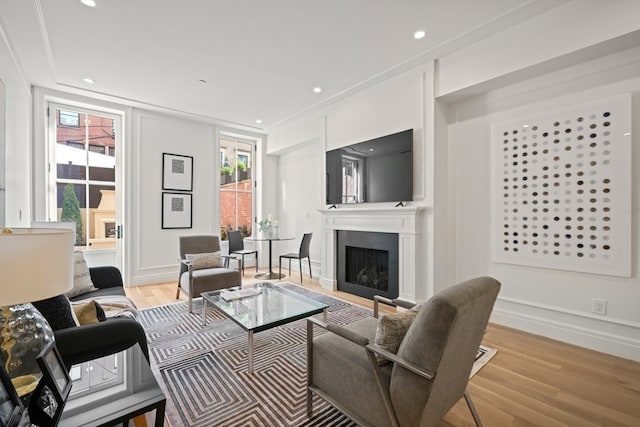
[306,276,501,427]
[176,235,242,313]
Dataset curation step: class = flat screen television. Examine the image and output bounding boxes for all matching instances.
[326,129,413,205]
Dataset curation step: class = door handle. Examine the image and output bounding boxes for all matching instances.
[116,225,122,239]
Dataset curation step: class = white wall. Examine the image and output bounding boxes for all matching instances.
[268,2,640,360]
[445,50,640,361]
[0,27,31,227]
[276,140,323,276]
[130,110,217,285]
[267,65,433,297]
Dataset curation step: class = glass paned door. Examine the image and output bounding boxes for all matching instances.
[220,137,254,240]
[53,107,118,250]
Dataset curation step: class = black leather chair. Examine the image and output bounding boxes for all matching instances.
[228,230,258,275]
[279,232,312,283]
[53,266,149,368]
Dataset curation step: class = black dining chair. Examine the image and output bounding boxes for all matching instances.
[228,230,258,275]
[279,232,312,283]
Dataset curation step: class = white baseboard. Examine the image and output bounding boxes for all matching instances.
[492,297,640,362]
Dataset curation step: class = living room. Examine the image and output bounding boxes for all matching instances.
[1,1,639,426]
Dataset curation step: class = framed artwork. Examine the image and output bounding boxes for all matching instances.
[29,342,71,426]
[491,94,631,277]
[0,364,24,427]
[162,153,193,191]
[162,192,193,229]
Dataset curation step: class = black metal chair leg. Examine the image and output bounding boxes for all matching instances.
[308,257,312,279]
[299,258,303,283]
[255,252,258,272]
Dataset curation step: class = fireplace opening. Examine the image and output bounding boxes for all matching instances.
[337,230,398,300]
[105,222,116,238]
[345,246,389,292]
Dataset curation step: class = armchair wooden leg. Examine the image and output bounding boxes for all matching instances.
[464,390,483,427]
[175,284,181,299]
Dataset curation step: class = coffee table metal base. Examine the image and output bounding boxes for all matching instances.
[246,309,327,374]
[255,271,285,280]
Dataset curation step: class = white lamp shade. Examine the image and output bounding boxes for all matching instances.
[0,228,75,305]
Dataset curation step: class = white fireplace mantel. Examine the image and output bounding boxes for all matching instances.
[319,206,426,302]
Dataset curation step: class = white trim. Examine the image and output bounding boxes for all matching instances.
[492,296,640,362]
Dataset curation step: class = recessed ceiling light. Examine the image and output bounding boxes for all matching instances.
[80,0,97,7]
[256,119,263,124]
[199,79,207,84]
[313,87,322,94]
[83,77,95,84]
[414,30,426,40]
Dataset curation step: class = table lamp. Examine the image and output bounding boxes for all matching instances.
[0,227,75,396]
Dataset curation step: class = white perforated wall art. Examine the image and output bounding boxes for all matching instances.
[491,94,631,277]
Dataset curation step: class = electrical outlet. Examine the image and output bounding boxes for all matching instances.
[592,298,607,315]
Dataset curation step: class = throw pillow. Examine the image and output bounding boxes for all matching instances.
[32,295,77,331]
[185,251,222,270]
[66,251,97,298]
[374,310,418,365]
[71,300,107,325]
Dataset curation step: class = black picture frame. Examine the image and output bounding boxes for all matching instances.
[162,192,193,229]
[29,342,71,427]
[0,364,24,427]
[162,153,193,191]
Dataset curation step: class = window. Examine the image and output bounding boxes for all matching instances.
[220,135,255,239]
[341,156,361,203]
[59,110,80,127]
[68,353,124,398]
[52,106,118,249]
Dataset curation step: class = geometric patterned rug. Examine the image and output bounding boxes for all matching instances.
[139,284,495,427]
[140,284,364,426]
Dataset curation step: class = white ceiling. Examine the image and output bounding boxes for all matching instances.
[0,0,565,130]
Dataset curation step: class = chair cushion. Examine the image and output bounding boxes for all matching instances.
[186,251,222,270]
[71,300,107,325]
[32,295,77,331]
[180,267,242,297]
[374,310,417,364]
[67,251,98,298]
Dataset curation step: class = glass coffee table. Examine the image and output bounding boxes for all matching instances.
[202,283,328,373]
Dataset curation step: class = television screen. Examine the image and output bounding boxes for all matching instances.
[326,129,413,205]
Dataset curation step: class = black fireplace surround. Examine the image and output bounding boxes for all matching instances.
[337,230,399,300]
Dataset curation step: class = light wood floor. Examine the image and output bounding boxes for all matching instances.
[126,270,640,427]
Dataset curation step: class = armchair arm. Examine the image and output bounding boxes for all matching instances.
[373,295,417,318]
[306,317,434,381]
[55,317,149,368]
[89,266,124,289]
[307,317,369,346]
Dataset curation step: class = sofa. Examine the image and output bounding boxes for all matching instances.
[36,265,149,368]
